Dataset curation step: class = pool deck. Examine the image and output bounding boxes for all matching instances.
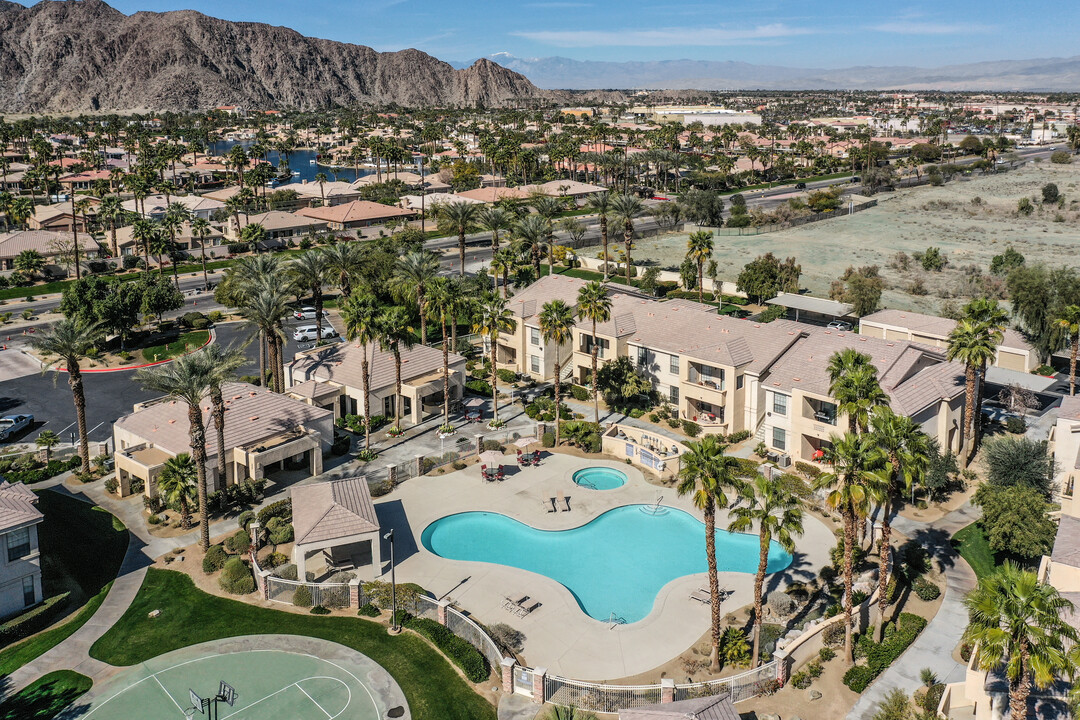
[379,452,833,681]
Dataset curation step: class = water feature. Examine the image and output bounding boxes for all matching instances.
[572,467,627,490]
[207,139,373,184]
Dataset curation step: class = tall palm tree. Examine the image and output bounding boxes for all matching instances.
[868,407,930,640]
[729,475,804,667]
[609,193,644,285]
[158,453,198,529]
[436,202,479,276]
[391,250,440,344]
[240,285,291,392]
[514,214,548,282]
[964,563,1079,720]
[31,319,100,474]
[131,218,158,271]
[947,318,1001,456]
[827,349,887,434]
[964,297,1009,435]
[97,194,124,259]
[190,217,213,290]
[490,247,515,298]
[686,230,714,303]
[427,278,455,427]
[1057,305,1080,396]
[576,281,611,424]
[677,435,743,671]
[137,352,215,549]
[162,203,190,287]
[288,249,330,342]
[202,343,249,482]
[376,306,415,431]
[473,294,517,425]
[476,206,512,252]
[815,432,879,665]
[586,193,613,280]
[322,242,364,300]
[230,254,286,388]
[531,195,565,275]
[538,299,575,445]
[341,294,381,451]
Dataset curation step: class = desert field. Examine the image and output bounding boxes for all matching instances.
[631,160,1080,313]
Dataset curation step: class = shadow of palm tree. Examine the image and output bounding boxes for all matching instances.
[0,672,92,720]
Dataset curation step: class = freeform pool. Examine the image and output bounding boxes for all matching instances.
[421,505,793,623]
[572,466,627,490]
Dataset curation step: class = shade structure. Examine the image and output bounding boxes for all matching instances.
[478,450,505,465]
[513,436,537,448]
[464,397,485,408]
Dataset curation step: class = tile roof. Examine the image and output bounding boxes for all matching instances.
[294,201,415,224]
[1059,396,1080,423]
[454,186,533,203]
[617,694,739,720]
[291,181,361,198]
[1053,515,1080,569]
[245,211,327,232]
[286,380,341,401]
[0,230,98,259]
[292,476,380,545]
[0,480,43,533]
[861,308,1035,354]
[289,342,462,395]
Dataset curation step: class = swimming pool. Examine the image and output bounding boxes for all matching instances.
[421,505,793,623]
[572,467,627,490]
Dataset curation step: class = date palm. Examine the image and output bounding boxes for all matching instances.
[609,193,644,285]
[376,306,416,431]
[677,435,742,671]
[476,206,512,252]
[576,281,611,424]
[514,214,548,282]
[531,195,565,275]
[31,318,100,474]
[539,299,575,444]
[391,250,440,344]
[490,247,515,298]
[964,562,1079,720]
[427,278,455,427]
[97,195,124,259]
[947,318,1001,456]
[322,242,364,300]
[162,202,191,287]
[131,218,157,271]
[190,217,213,290]
[436,202,479,276]
[231,254,286,387]
[341,294,381,451]
[686,230,714,303]
[1057,305,1080,396]
[35,430,59,462]
[473,294,517,425]
[239,284,290,392]
[729,474,804,667]
[827,349,887,434]
[289,249,330,342]
[137,352,215,549]
[158,453,198,529]
[964,297,1009,434]
[202,342,249,481]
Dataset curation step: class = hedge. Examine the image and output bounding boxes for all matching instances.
[202,545,227,574]
[465,380,492,396]
[218,558,255,595]
[913,577,941,601]
[569,385,591,402]
[0,591,71,647]
[257,499,292,527]
[6,457,82,485]
[843,613,928,692]
[405,617,489,682]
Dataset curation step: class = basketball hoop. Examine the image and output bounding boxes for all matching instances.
[188,689,205,715]
[217,681,237,707]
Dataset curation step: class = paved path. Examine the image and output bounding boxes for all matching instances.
[846,501,980,719]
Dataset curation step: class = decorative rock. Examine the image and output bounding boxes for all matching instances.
[810,690,822,701]
[148,609,161,618]
[760,714,781,720]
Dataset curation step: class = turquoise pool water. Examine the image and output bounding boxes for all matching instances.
[572,467,627,490]
[421,505,793,623]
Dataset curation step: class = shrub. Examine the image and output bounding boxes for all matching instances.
[681,420,701,437]
[0,591,72,646]
[257,499,292,526]
[795,460,822,479]
[225,529,251,554]
[263,552,288,568]
[542,431,555,448]
[309,605,331,615]
[807,660,823,678]
[1004,415,1027,434]
[734,458,760,476]
[819,647,836,662]
[465,379,492,396]
[913,577,941,601]
[266,516,294,545]
[274,563,298,581]
[104,477,119,494]
[843,613,927,692]
[1051,150,1072,164]
[727,430,751,443]
[202,545,227,574]
[293,584,313,607]
[147,514,162,525]
[570,385,590,402]
[488,622,526,653]
[226,242,250,254]
[358,603,380,617]
[496,368,517,384]
[767,591,797,617]
[405,617,490,682]
[822,622,846,647]
[218,557,255,595]
[791,670,811,689]
[582,432,601,453]
[923,684,945,713]
[237,510,255,531]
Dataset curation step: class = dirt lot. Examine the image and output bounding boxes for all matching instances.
[632,160,1080,314]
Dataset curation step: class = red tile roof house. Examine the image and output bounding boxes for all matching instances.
[294,201,416,230]
[0,481,44,619]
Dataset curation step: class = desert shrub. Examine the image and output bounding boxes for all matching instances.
[819,647,836,662]
[482,439,503,452]
[488,622,526,653]
[266,516,294,545]
[767,591,797,617]
[293,584,313,607]
[405,617,490,682]
[104,477,119,494]
[218,557,255,595]
[358,603,380,617]
[1004,416,1027,434]
[225,529,251,554]
[274,563,298,581]
[309,605,330,615]
[202,545,227,574]
[263,552,288,568]
[822,621,845,647]
[1017,197,1035,215]
[923,684,945,713]
[791,670,811,689]
[496,368,517,384]
[913,577,941,601]
[542,431,555,448]
[582,432,602,453]
[237,510,256,531]
[1051,150,1072,164]
[570,385,590,402]
[681,420,701,437]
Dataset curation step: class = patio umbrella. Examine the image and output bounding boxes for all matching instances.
[479,450,505,465]
[464,397,485,408]
[513,436,537,448]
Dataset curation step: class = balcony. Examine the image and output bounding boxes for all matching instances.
[688,364,725,390]
[803,398,837,427]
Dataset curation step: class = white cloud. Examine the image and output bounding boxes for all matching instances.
[513,23,813,47]
[871,21,994,34]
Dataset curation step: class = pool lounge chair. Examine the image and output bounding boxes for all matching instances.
[561,495,571,512]
[518,601,541,617]
[545,497,557,513]
[689,588,712,604]
[504,595,529,612]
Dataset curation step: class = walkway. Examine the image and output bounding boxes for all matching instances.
[846,502,980,719]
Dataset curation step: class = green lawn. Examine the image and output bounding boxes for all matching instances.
[0,670,92,720]
[952,522,997,579]
[90,569,497,720]
[0,585,110,676]
[141,330,210,363]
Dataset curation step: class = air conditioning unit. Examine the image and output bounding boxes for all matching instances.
[777,453,792,468]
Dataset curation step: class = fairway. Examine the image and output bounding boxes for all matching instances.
[79,637,408,720]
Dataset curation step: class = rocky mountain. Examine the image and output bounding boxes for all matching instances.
[461,52,1080,92]
[0,0,540,112]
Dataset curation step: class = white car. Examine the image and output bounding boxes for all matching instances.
[0,414,33,440]
[293,307,328,321]
[293,324,339,342]
[827,320,853,332]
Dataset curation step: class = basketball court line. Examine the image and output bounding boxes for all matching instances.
[152,675,187,716]
[218,677,350,720]
[297,684,334,719]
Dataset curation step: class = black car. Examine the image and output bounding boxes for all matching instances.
[850,176,861,184]
[794,182,807,189]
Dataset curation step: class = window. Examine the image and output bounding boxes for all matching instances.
[772,393,788,416]
[736,375,744,390]
[530,355,540,373]
[637,346,648,367]
[7,527,30,562]
[772,427,786,451]
[669,386,679,404]
[670,355,680,374]
[22,576,34,607]
[530,327,541,346]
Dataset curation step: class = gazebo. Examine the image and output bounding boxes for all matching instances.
[290,477,382,582]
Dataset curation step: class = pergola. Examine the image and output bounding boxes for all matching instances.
[291,476,382,582]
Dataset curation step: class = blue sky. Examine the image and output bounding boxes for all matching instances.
[59,0,1079,67]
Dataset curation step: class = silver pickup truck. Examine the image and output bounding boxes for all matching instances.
[0,414,33,441]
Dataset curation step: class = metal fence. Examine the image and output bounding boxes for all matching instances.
[544,677,664,713]
[712,199,877,236]
[447,607,507,672]
[673,661,780,702]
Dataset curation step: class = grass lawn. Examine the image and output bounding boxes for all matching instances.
[141,330,210,363]
[89,569,496,720]
[952,522,997,579]
[0,585,110,676]
[0,670,92,720]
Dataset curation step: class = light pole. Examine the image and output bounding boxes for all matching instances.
[384,529,398,632]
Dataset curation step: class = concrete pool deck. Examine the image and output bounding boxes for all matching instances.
[378,452,833,680]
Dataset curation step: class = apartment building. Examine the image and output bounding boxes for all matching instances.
[0,481,43,619]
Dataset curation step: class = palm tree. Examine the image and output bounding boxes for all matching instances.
[827,349,887,434]
[815,432,879,665]
[131,218,158,271]
[190,217,213,290]
[964,297,1009,436]
[729,475,804,667]
[490,247,515,298]
[473,294,517,425]
[289,249,330,342]
[868,407,930,640]
[609,194,644,285]
[437,202,479,276]
[314,172,328,205]
[476,206,512,252]
[427,277,455,427]
[586,193,613,281]
[575,281,611,424]
[376,306,415,431]
[97,195,124,259]
[322,242,364,300]
[31,318,100,474]
[677,435,743,671]
[539,299,575,445]
[686,230,714,303]
[391,250,440,344]
[158,453,198,529]
[947,318,1001,456]
[1057,305,1080,396]
[239,285,291,392]
[341,294,381,451]
[202,343,249,482]
[35,430,59,462]
[964,562,1079,720]
[514,214,548,282]
[137,352,215,549]
[531,195,565,275]
[162,203,190,287]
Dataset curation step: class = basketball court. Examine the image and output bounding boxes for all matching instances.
[78,636,409,720]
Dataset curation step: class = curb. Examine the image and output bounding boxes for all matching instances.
[51,329,216,374]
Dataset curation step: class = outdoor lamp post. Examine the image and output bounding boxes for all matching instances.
[384,529,398,632]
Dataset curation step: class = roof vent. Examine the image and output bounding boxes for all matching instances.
[168,419,176,424]
[250,416,259,421]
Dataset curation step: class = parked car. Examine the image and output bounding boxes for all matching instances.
[0,414,34,440]
[827,320,853,332]
[850,176,861,184]
[293,324,338,342]
[293,307,328,321]
[794,182,807,190]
